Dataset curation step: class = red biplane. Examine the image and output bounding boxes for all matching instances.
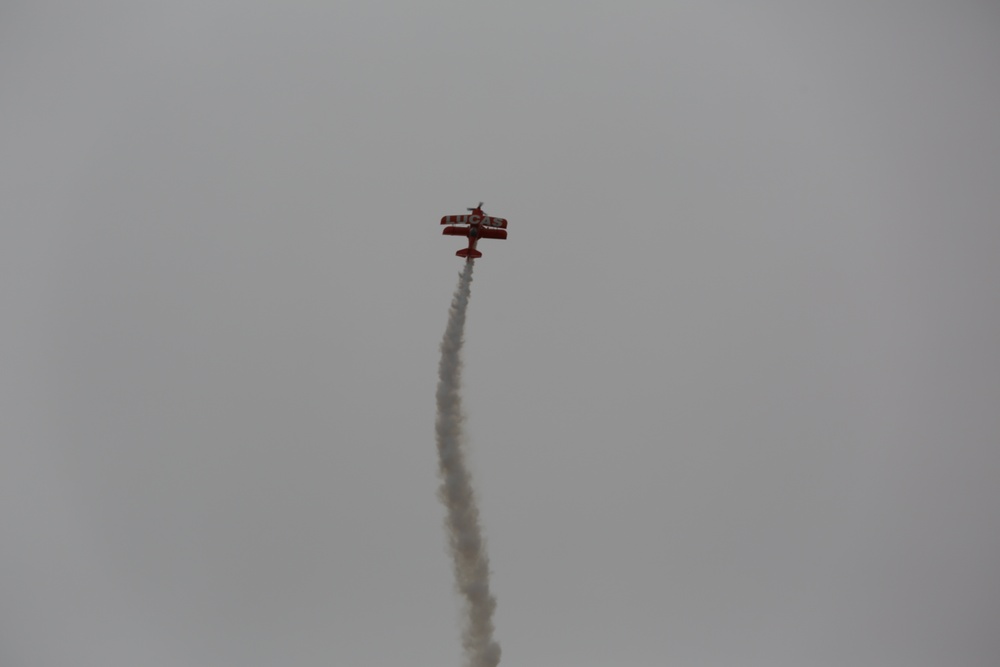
[441,202,508,260]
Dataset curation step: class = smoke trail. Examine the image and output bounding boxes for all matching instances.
[435,260,501,667]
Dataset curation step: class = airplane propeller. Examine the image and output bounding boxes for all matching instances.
[466,202,484,212]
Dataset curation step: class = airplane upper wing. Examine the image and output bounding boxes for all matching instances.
[440,214,508,228]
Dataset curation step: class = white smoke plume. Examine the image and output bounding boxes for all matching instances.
[435,260,502,667]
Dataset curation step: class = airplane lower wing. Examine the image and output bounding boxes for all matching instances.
[479,228,507,240]
[441,226,507,240]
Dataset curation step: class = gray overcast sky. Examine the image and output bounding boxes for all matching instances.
[3,2,999,666]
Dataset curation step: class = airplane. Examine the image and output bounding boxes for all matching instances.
[440,202,508,260]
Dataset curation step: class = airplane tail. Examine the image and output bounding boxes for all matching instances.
[456,248,482,259]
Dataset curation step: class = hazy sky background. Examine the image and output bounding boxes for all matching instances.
[3,2,999,666]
